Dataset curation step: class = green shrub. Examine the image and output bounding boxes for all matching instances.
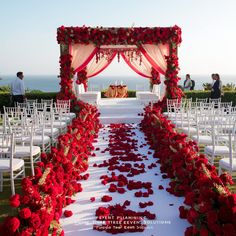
[0,92,57,112]
[184,90,236,106]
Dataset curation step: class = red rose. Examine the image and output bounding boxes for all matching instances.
[185,226,193,236]
[187,208,198,224]
[6,217,20,233]
[90,197,95,202]
[108,184,117,192]
[199,228,209,236]
[228,194,236,205]
[117,188,126,194]
[64,210,73,218]
[222,224,235,235]
[30,213,41,228]
[101,195,112,202]
[206,210,218,225]
[19,208,32,219]
[184,192,195,206]
[9,194,20,208]
[135,191,142,197]
[179,206,188,219]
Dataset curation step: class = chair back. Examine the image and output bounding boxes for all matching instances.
[196,98,208,103]
[209,98,221,104]
[0,133,15,165]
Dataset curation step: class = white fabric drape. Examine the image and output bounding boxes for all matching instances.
[69,43,97,72]
[141,43,169,75]
[86,52,117,78]
[121,52,152,78]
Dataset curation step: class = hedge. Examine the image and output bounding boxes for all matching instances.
[1,91,236,112]
[0,92,57,112]
[184,90,236,106]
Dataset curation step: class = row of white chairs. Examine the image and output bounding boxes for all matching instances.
[164,98,236,176]
[0,99,76,195]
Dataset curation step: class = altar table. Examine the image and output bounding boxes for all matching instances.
[104,85,128,98]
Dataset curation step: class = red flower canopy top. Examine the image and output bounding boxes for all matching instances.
[57,25,183,102]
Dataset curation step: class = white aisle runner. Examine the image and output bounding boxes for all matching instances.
[61,124,189,236]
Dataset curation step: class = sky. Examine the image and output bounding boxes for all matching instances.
[0,0,236,76]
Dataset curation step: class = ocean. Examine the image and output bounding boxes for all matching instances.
[0,74,235,93]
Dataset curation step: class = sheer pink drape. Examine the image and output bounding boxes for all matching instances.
[121,52,152,78]
[69,43,98,72]
[140,43,169,75]
[87,52,117,78]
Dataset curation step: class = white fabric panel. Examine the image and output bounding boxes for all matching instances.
[86,53,114,78]
[142,43,169,73]
[70,44,96,71]
[122,51,152,77]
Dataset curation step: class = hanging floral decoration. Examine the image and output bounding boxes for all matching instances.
[151,68,161,85]
[76,69,88,92]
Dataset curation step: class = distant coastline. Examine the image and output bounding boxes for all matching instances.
[0,74,235,92]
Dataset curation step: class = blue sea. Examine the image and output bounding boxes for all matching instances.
[0,74,235,92]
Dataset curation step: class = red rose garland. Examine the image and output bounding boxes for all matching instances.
[57,26,182,46]
[141,104,236,235]
[57,54,76,101]
[0,101,101,236]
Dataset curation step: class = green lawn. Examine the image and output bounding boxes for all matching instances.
[0,178,22,223]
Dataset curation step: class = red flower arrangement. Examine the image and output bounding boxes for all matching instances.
[151,67,161,85]
[0,101,101,236]
[141,104,236,235]
[76,69,88,92]
[57,26,182,46]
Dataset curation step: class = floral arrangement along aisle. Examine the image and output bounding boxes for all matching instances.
[141,104,236,235]
[0,101,101,236]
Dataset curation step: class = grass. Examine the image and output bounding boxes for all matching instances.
[0,177,22,223]
[0,169,30,223]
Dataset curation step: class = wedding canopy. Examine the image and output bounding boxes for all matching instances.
[57,26,183,101]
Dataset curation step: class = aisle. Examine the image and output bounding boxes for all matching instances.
[61,124,189,236]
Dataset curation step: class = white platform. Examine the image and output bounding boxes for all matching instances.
[136,91,159,104]
[61,125,190,236]
[98,98,144,124]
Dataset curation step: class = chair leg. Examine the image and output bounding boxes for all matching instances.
[11,172,15,196]
[31,154,35,176]
[218,166,222,175]
[0,172,3,192]
[23,166,25,178]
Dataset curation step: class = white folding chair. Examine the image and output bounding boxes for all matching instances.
[5,115,41,175]
[219,132,236,176]
[163,98,180,118]
[0,133,25,195]
[209,98,221,103]
[204,117,235,165]
[196,98,208,103]
[56,99,76,120]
